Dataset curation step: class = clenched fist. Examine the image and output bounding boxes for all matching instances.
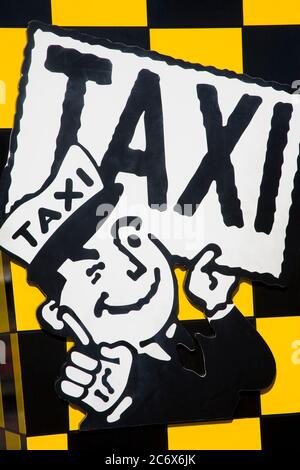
[59,344,133,415]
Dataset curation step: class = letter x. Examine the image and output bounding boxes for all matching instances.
[54,178,83,211]
[177,84,262,227]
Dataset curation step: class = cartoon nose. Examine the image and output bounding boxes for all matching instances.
[111,216,147,281]
[126,252,146,281]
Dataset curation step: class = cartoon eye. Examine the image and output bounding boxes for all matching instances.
[127,234,141,248]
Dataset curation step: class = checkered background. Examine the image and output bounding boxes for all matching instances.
[0,0,300,451]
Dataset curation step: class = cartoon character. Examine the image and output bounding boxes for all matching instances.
[1,144,272,427]
[39,213,177,420]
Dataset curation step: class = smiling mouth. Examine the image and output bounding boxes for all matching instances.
[94,267,161,317]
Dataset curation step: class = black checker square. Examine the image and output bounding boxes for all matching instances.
[243,25,300,86]
[68,425,168,451]
[0,428,5,450]
[0,0,52,27]
[18,330,69,437]
[147,0,243,28]
[260,414,300,450]
[68,26,150,50]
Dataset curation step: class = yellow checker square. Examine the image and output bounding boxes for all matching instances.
[51,0,147,27]
[243,0,300,26]
[10,262,44,332]
[168,418,261,450]
[26,433,68,450]
[5,431,21,450]
[0,28,26,129]
[257,316,300,415]
[150,28,243,74]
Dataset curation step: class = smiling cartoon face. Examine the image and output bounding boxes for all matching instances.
[51,215,176,352]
